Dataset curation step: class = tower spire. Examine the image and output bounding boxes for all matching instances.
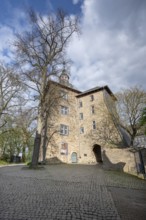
[59,62,70,85]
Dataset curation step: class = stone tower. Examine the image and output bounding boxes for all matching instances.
[59,67,70,86]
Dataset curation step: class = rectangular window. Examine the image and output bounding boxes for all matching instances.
[92,121,96,130]
[60,124,69,135]
[91,105,95,114]
[61,106,68,115]
[79,113,83,120]
[61,90,68,100]
[60,143,68,155]
[80,127,84,134]
[79,100,83,107]
[90,95,94,101]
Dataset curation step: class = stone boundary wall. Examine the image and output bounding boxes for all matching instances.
[101,147,138,175]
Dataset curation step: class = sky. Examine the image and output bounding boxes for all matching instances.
[0,0,146,93]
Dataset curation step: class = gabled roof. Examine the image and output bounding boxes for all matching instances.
[49,80,116,100]
[49,80,81,94]
[76,85,116,100]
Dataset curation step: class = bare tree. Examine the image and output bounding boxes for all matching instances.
[85,101,122,148]
[14,9,78,167]
[140,108,146,129]
[0,63,22,130]
[116,87,146,146]
[35,81,63,163]
[91,114,121,146]
[14,107,36,162]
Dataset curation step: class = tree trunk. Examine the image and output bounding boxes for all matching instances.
[130,129,137,147]
[130,135,135,147]
[42,114,48,163]
[22,146,26,162]
[31,112,42,167]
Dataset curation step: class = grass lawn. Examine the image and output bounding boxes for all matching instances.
[0,160,9,165]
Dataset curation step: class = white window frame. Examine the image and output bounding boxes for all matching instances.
[79,113,83,120]
[61,106,69,115]
[92,121,96,130]
[80,127,84,134]
[61,90,68,100]
[60,124,69,135]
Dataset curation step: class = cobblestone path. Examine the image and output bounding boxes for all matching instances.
[0,164,146,220]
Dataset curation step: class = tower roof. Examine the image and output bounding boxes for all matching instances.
[59,66,71,87]
[76,85,117,100]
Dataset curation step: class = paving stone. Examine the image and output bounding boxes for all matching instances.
[0,164,146,220]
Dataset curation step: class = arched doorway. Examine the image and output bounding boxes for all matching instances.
[93,144,102,163]
[71,152,77,163]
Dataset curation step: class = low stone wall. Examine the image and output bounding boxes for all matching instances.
[141,149,146,173]
[102,148,137,175]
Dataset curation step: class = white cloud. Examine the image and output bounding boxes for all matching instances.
[0,25,15,63]
[0,7,29,64]
[1,0,146,94]
[68,0,146,93]
[72,0,80,5]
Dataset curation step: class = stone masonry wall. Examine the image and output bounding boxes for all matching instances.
[45,85,141,177]
[76,90,122,164]
[46,88,122,164]
[102,148,137,175]
[46,87,79,163]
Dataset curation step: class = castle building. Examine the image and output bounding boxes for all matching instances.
[42,70,146,177]
[45,70,123,164]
